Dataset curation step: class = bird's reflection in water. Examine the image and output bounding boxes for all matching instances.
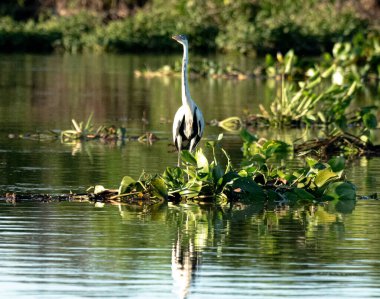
[171,231,202,299]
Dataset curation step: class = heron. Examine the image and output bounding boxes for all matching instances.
[172,34,205,167]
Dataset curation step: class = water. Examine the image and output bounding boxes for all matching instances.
[0,201,379,298]
[0,53,380,298]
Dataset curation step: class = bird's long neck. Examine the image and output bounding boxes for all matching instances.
[181,43,193,108]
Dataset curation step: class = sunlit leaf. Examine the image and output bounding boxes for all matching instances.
[181,179,202,198]
[151,177,168,200]
[306,157,318,168]
[118,176,136,195]
[314,168,338,188]
[195,148,209,173]
[181,150,197,166]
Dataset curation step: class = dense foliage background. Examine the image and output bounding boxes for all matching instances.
[0,0,379,54]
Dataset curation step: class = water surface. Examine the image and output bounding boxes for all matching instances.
[0,200,379,298]
[0,53,379,298]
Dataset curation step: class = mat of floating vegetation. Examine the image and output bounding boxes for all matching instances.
[2,191,165,206]
[294,133,380,157]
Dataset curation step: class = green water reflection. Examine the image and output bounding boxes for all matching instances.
[0,200,379,298]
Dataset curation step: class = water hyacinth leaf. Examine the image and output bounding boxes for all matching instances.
[181,180,202,198]
[218,171,240,190]
[250,153,266,164]
[267,189,281,202]
[163,167,184,186]
[306,157,318,168]
[232,177,266,202]
[118,176,136,195]
[322,181,356,201]
[263,140,291,154]
[293,188,316,202]
[328,157,345,172]
[212,164,224,184]
[195,148,209,173]
[284,191,298,202]
[150,177,168,200]
[240,129,258,143]
[363,113,377,129]
[314,168,339,188]
[181,150,197,166]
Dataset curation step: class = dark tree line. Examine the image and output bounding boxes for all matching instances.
[0,0,148,20]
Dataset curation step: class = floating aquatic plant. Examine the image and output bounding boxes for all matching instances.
[87,134,356,207]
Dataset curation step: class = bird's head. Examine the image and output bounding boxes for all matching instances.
[172,34,188,46]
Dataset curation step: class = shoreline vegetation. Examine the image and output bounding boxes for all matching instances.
[0,0,379,55]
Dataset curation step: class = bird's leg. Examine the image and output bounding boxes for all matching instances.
[189,138,196,152]
[176,136,182,167]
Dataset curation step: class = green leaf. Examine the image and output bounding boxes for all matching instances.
[284,49,294,74]
[181,150,197,166]
[232,177,266,202]
[265,54,275,67]
[163,167,183,182]
[321,64,335,78]
[306,157,318,168]
[293,188,316,202]
[195,148,209,173]
[328,157,345,172]
[250,153,266,164]
[212,164,224,184]
[314,168,338,188]
[150,177,168,200]
[322,182,356,201]
[363,113,377,129]
[217,171,239,190]
[118,176,136,195]
[240,129,258,143]
[181,179,202,198]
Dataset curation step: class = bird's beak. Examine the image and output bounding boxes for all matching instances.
[172,35,180,42]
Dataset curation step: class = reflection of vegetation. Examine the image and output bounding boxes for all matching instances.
[164,196,358,295]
